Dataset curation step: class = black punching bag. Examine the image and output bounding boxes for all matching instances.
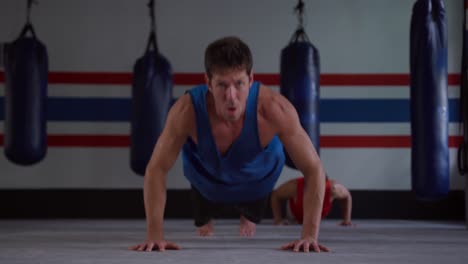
[280,2,320,169]
[410,0,449,200]
[4,21,48,165]
[130,1,172,176]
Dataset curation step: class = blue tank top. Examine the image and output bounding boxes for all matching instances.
[182,82,285,203]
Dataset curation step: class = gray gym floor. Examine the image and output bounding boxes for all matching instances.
[0,219,467,264]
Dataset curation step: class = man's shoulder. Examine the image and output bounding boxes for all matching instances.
[257,85,295,122]
[257,84,280,109]
[163,93,196,139]
[169,94,195,124]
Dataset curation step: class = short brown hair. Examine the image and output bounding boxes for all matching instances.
[204,36,253,79]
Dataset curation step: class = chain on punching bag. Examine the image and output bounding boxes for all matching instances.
[130,0,173,176]
[280,0,320,169]
[410,0,449,200]
[4,0,48,165]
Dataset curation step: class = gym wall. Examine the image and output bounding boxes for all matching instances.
[0,0,465,219]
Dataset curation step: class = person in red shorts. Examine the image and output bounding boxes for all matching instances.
[271,175,353,226]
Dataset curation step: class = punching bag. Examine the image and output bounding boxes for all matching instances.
[3,22,48,165]
[130,2,172,176]
[457,0,468,229]
[280,6,320,169]
[410,0,449,200]
[458,0,468,176]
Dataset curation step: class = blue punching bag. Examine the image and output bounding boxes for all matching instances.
[457,0,468,176]
[130,1,172,176]
[410,0,449,200]
[280,1,320,169]
[3,21,48,165]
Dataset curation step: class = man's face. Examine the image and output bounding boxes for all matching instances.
[206,69,253,122]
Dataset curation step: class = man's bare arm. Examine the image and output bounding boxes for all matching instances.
[133,95,194,251]
[271,180,297,224]
[262,88,327,252]
[334,183,353,225]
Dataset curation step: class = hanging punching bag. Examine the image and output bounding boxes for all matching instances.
[410,0,449,200]
[280,1,320,169]
[130,1,172,176]
[456,0,468,229]
[458,0,468,176]
[3,22,48,165]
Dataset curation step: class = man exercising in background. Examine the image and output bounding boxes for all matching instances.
[271,175,353,226]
